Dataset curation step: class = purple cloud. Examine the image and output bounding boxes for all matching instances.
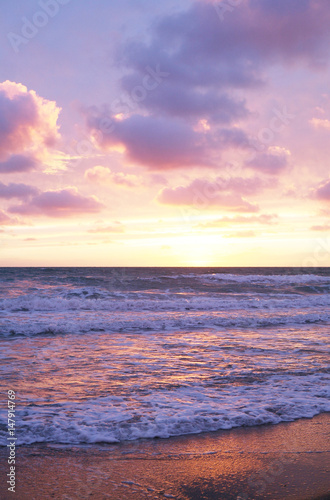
[245,150,290,174]
[120,0,330,93]
[9,188,104,217]
[120,72,250,124]
[0,181,39,199]
[86,112,211,169]
[0,154,39,173]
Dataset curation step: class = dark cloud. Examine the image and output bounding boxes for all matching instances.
[0,154,39,173]
[86,112,212,169]
[84,0,330,172]
[120,72,250,124]
[0,181,39,199]
[84,105,254,170]
[251,0,311,15]
[120,0,330,92]
[9,188,104,217]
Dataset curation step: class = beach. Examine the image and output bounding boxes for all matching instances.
[0,413,329,499]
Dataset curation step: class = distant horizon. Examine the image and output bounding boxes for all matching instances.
[1,265,329,269]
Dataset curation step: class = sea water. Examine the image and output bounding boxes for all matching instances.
[0,267,329,445]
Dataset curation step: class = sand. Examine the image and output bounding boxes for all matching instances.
[0,413,329,500]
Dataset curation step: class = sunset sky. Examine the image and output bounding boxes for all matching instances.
[1,0,330,266]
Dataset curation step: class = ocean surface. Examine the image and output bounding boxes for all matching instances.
[0,267,329,446]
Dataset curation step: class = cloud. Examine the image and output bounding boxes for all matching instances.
[88,222,125,233]
[85,112,211,169]
[310,118,330,129]
[310,224,330,231]
[119,0,330,93]
[213,176,275,195]
[0,154,40,174]
[85,166,139,187]
[197,214,278,228]
[313,179,330,201]
[245,147,290,174]
[224,230,257,238]
[0,181,39,199]
[120,73,251,124]
[83,106,254,170]
[157,177,260,212]
[9,187,103,217]
[0,81,61,162]
[90,0,330,173]
[0,209,19,226]
[84,0,330,172]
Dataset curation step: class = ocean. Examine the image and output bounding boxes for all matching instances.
[0,267,329,446]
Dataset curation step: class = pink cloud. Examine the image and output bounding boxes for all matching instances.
[88,222,125,233]
[314,179,330,201]
[197,214,278,228]
[0,81,61,167]
[157,178,260,212]
[310,118,330,130]
[9,187,103,218]
[0,209,19,226]
[85,166,139,187]
[310,224,330,231]
[245,148,290,174]
[85,112,211,169]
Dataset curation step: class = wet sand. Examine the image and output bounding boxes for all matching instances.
[0,413,329,499]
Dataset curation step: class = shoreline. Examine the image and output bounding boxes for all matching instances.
[0,413,329,499]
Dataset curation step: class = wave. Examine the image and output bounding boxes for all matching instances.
[1,309,329,337]
[1,372,328,446]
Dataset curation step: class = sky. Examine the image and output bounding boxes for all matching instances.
[0,0,330,266]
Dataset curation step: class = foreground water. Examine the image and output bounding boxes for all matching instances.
[0,267,329,446]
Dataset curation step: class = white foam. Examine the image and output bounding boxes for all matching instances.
[0,373,328,446]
